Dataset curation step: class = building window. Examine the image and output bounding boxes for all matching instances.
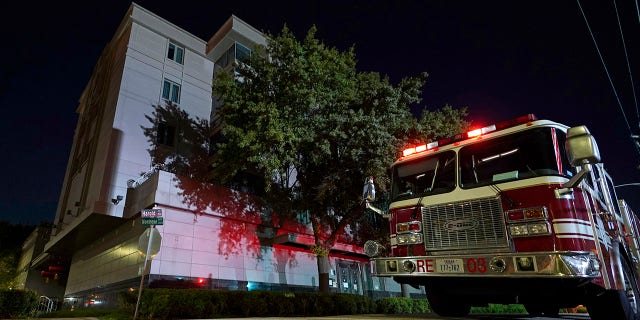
[167,42,184,64]
[215,42,252,70]
[157,122,176,147]
[296,210,310,225]
[235,42,251,62]
[162,79,181,104]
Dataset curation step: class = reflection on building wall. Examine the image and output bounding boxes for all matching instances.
[17,3,422,308]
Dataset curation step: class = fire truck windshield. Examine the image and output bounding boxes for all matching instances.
[392,150,456,201]
[459,127,574,188]
[391,127,575,200]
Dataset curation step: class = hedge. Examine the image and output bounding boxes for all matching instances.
[118,289,379,320]
[0,289,38,318]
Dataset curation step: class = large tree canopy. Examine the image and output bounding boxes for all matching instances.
[210,25,468,291]
[144,25,468,292]
[214,26,435,212]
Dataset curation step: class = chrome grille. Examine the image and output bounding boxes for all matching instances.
[422,197,508,251]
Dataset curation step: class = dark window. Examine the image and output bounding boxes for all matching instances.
[157,122,176,147]
[167,42,184,64]
[162,79,180,104]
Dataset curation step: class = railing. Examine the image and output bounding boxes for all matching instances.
[37,296,56,315]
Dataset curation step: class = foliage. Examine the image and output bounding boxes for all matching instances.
[0,221,36,289]
[142,24,468,291]
[413,104,469,144]
[376,297,430,314]
[470,303,527,314]
[0,289,38,318]
[212,24,467,277]
[39,308,130,319]
[118,288,379,319]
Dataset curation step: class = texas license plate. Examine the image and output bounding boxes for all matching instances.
[436,258,464,273]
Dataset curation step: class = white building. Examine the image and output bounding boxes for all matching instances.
[19,2,414,308]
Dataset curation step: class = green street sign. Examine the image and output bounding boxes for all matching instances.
[142,217,164,226]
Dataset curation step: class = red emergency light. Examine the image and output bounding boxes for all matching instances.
[402,141,439,157]
[400,114,537,159]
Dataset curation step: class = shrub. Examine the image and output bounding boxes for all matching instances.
[114,288,389,319]
[40,309,129,319]
[376,297,427,314]
[0,289,38,318]
[470,303,527,314]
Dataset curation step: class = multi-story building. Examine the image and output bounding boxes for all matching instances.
[17,2,418,308]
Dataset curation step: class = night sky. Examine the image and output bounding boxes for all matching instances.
[1,1,639,224]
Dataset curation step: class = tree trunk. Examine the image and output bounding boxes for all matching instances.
[317,254,330,292]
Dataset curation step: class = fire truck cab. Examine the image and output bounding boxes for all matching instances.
[363,114,640,319]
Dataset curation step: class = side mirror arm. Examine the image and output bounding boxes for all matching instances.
[563,163,591,189]
[366,201,388,218]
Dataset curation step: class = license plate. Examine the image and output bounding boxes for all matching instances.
[436,258,464,273]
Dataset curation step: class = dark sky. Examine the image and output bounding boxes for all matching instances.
[1,1,639,225]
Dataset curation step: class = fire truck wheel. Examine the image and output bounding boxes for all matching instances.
[587,258,640,320]
[524,303,559,317]
[426,294,471,317]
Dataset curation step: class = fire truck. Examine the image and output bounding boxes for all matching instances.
[363,114,640,319]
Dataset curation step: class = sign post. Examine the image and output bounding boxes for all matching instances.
[133,209,163,320]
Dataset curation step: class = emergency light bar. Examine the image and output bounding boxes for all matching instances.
[402,141,438,157]
[400,114,537,159]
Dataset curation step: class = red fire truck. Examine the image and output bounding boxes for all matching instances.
[363,114,640,319]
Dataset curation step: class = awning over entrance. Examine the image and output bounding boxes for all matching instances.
[44,213,126,256]
[271,233,368,259]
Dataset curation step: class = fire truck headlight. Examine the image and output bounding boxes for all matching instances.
[527,222,550,235]
[560,254,599,276]
[397,233,423,245]
[509,223,550,237]
[509,224,529,236]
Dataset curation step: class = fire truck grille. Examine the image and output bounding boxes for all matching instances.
[422,197,508,251]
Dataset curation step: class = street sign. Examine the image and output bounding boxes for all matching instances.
[137,227,162,258]
[141,218,163,226]
[141,208,163,225]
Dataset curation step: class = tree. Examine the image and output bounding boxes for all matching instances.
[211,25,468,292]
[0,221,35,289]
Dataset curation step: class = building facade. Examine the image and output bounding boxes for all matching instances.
[17,2,418,308]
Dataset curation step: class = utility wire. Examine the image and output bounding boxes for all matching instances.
[613,0,639,127]
[577,0,640,157]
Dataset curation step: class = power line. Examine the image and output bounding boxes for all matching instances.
[576,0,640,158]
[613,0,639,127]
[615,183,640,188]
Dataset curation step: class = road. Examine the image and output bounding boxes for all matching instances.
[34,313,592,320]
[186,313,592,319]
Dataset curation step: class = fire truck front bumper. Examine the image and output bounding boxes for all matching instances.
[370,251,600,278]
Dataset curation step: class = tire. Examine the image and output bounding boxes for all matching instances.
[524,303,559,317]
[426,293,471,317]
[587,258,640,320]
[425,280,471,317]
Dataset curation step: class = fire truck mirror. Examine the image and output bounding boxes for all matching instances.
[565,125,601,167]
[363,176,376,202]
